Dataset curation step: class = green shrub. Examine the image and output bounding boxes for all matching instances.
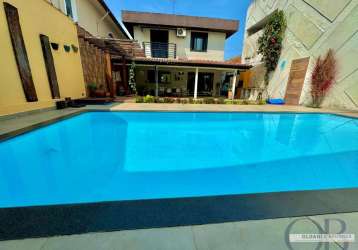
[194,99,203,104]
[135,96,144,103]
[258,99,267,105]
[204,98,215,104]
[224,99,233,105]
[144,95,155,103]
[242,99,249,105]
[188,98,194,104]
[175,98,181,103]
[155,97,165,103]
[216,98,225,104]
[181,98,188,104]
[164,97,174,103]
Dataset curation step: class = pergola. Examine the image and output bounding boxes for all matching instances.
[131,57,252,99]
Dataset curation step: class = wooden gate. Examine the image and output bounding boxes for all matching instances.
[284,57,310,105]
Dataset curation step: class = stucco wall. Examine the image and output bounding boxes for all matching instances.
[133,26,226,61]
[0,0,86,116]
[242,0,358,110]
[47,0,126,38]
[75,0,126,38]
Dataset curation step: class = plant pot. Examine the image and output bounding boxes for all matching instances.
[94,89,106,97]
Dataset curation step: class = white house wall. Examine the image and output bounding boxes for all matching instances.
[242,0,358,110]
[133,26,226,61]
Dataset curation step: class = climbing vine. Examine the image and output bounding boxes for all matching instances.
[128,61,136,93]
[257,10,287,85]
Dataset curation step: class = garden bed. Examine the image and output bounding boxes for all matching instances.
[135,95,266,105]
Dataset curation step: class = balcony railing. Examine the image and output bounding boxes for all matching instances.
[143,42,177,59]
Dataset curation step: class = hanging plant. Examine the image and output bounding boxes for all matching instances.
[257,10,287,85]
[310,49,337,108]
[128,61,136,93]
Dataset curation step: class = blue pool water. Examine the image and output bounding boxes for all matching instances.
[0,112,358,208]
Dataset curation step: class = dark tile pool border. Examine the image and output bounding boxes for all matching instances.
[1,188,358,241]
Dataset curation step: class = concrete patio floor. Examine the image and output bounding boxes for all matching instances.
[1,212,357,250]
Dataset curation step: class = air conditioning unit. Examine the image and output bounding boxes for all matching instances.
[177,28,186,37]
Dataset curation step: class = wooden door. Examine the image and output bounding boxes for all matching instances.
[4,2,38,102]
[284,57,310,105]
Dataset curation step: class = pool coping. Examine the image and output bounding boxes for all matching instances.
[1,188,358,241]
[0,110,87,142]
[0,108,357,142]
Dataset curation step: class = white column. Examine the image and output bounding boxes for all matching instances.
[155,65,159,97]
[194,67,199,99]
[231,70,238,100]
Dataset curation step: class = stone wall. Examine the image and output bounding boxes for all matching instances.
[242,0,358,110]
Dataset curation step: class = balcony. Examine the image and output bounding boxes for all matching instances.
[143,42,177,59]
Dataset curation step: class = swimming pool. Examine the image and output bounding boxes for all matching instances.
[1,111,358,208]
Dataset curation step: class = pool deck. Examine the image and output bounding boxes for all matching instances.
[0,212,357,250]
[89,103,358,118]
[0,103,358,249]
[1,103,357,140]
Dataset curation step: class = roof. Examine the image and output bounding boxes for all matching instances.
[122,10,239,38]
[77,26,143,58]
[226,56,242,64]
[96,0,130,39]
[132,57,251,70]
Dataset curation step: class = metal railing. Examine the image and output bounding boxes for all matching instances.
[143,42,177,59]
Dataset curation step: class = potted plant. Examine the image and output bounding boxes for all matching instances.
[94,84,107,97]
[87,83,97,97]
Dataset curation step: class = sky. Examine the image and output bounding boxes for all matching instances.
[104,0,252,60]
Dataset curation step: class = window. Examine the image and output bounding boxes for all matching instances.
[64,0,77,21]
[190,32,208,52]
[147,70,171,83]
[64,0,73,18]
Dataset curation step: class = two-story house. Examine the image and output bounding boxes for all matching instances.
[122,11,251,98]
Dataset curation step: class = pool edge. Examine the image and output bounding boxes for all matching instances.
[0,110,88,142]
[1,188,358,241]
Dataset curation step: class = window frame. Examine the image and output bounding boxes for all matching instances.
[190,32,208,52]
[63,0,78,22]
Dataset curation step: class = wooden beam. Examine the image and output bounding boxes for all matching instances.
[40,34,60,99]
[105,52,115,97]
[4,2,38,102]
[122,56,128,94]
